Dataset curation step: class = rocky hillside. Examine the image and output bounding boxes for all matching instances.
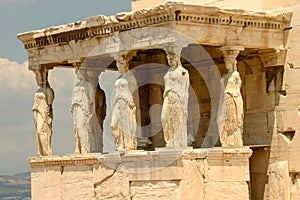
[0,172,31,200]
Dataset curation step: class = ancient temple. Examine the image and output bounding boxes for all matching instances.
[18,0,300,199]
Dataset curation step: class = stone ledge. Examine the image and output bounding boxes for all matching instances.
[29,147,252,168]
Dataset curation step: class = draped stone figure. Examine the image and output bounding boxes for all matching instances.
[32,69,55,156]
[71,68,101,153]
[115,54,141,137]
[111,78,137,150]
[218,57,244,147]
[161,52,190,148]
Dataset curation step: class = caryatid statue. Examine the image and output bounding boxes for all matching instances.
[115,54,141,137]
[218,50,244,147]
[71,68,102,153]
[111,78,137,150]
[32,68,55,156]
[161,51,190,148]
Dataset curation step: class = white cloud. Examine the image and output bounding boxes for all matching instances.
[0,58,35,93]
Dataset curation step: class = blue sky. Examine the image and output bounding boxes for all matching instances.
[0,0,131,175]
[0,0,131,63]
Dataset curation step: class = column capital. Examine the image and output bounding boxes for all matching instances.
[220,46,244,59]
[163,45,182,57]
[162,42,188,57]
[220,46,244,71]
[113,51,136,74]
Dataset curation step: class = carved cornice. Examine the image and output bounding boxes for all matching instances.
[18,2,292,50]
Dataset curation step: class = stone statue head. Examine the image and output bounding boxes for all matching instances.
[166,51,180,68]
[115,78,130,94]
[75,68,87,81]
[116,55,129,74]
[224,57,237,71]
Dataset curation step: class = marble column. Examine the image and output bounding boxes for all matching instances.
[32,67,55,156]
[161,48,190,148]
[218,46,244,147]
[111,54,138,150]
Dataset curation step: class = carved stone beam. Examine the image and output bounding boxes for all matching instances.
[259,49,287,68]
[220,46,244,71]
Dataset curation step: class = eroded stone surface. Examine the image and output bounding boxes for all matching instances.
[205,182,249,200]
[131,181,180,200]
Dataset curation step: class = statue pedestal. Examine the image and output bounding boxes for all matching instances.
[29,148,252,200]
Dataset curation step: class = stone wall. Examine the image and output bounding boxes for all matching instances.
[30,148,252,200]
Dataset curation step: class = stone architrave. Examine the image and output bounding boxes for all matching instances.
[218,46,244,147]
[111,78,137,150]
[71,68,102,153]
[161,51,190,148]
[32,68,55,156]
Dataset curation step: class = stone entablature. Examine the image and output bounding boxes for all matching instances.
[18,3,291,65]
